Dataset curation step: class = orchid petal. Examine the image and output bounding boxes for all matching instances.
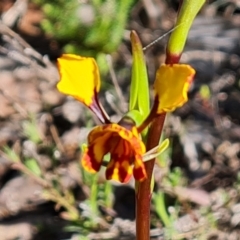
[154,64,195,113]
[57,54,100,107]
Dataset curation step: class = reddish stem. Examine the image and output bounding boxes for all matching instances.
[165,50,182,65]
[137,98,158,133]
[136,113,166,240]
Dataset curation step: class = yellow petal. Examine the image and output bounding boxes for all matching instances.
[57,54,101,106]
[154,64,195,113]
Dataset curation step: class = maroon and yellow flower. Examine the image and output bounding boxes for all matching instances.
[57,54,195,183]
[82,123,146,183]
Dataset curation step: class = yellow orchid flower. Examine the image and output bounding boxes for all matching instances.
[57,54,195,183]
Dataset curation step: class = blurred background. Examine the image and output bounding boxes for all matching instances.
[1,0,240,239]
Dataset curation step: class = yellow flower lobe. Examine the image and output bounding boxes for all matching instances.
[154,64,195,113]
[57,54,100,106]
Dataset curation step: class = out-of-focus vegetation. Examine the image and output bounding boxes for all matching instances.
[32,0,135,56]
[3,114,114,238]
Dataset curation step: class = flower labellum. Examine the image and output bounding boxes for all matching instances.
[82,119,147,183]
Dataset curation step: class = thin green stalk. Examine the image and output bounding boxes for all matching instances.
[90,175,99,214]
[153,192,171,227]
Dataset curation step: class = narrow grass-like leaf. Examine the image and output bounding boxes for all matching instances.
[25,158,42,177]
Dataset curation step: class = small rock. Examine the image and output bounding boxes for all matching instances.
[62,99,84,123]
[0,176,44,219]
[0,222,35,240]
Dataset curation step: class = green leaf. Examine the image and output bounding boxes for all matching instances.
[25,158,42,177]
[125,109,144,127]
[199,84,211,100]
[129,31,150,119]
[3,146,20,162]
[22,114,41,144]
[143,138,170,162]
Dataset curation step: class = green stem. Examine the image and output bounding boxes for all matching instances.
[154,192,171,227]
[166,0,205,64]
[136,113,166,240]
[90,175,99,214]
